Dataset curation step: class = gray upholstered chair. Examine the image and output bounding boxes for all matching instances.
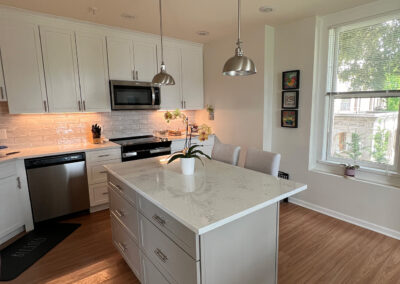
[211,137,241,166]
[244,148,281,176]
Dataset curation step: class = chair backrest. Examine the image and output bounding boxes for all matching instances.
[244,148,281,176]
[211,137,241,166]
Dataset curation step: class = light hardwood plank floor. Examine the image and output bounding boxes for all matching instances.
[6,203,400,283]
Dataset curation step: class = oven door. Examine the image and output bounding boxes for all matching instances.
[110,80,160,110]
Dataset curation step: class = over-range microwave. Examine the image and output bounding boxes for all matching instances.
[110,80,161,110]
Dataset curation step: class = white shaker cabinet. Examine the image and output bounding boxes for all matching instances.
[40,26,81,112]
[0,21,47,114]
[0,52,6,101]
[159,44,182,110]
[76,32,110,112]
[107,36,158,82]
[181,46,204,110]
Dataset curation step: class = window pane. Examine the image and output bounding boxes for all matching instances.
[334,18,400,92]
[330,97,399,166]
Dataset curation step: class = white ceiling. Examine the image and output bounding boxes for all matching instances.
[0,0,377,43]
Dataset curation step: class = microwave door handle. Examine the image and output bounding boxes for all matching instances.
[151,87,155,106]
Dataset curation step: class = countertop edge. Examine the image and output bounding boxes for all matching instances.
[105,166,308,235]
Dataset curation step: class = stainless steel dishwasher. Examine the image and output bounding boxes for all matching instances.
[25,152,90,223]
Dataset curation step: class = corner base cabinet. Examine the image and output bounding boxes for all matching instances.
[105,157,303,284]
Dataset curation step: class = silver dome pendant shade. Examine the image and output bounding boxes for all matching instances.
[222,0,256,76]
[152,0,175,86]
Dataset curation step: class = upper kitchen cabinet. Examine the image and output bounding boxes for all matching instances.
[0,20,47,113]
[76,32,110,112]
[40,26,81,113]
[107,36,158,82]
[0,53,6,101]
[181,45,204,110]
[160,44,182,110]
[159,43,204,110]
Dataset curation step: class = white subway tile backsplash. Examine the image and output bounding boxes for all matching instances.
[0,102,197,148]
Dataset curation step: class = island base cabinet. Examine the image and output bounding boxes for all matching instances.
[200,203,279,284]
[111,215,142,281]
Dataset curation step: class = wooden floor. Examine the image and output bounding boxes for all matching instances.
[6,203,400,284]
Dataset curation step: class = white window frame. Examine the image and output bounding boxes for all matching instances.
[324,14,400,172]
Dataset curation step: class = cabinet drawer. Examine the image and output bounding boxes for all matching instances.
[138,195,199,260]
[86,148,121,163]
[141,251,171,284]
[109,187,139,244]
[139,215,199,284]
[111,215,141,280]
[108,175,137,208]
[87,159,120,185]
[0,161,17,179]
[89,183,109,206]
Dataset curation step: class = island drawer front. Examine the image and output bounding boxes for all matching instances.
[109,187,140,244]
[108,175,137,207]
[138,195,199,260]
[139,214,199,284]
[111,215,141,280]
[141,251,172,284]
[86,148,121,164]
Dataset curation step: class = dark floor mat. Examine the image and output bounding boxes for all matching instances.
[0,223,80,281]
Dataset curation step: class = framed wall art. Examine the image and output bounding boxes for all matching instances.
[282,70,300,90]
[281,110,298,128]
[282,91,299,109]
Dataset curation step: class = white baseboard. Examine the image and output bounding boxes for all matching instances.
[90,203,109,213]
[289,197,400,240]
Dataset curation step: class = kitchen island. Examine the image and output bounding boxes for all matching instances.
[105,157,307,284]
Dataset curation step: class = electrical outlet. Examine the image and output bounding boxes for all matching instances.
[0,129,7,140]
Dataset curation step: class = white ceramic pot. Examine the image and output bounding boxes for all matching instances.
[181,157,195,175]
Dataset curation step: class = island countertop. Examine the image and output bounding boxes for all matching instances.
[105,157,307,234]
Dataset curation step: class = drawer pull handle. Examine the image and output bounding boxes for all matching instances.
[98,154,110,158]
[109,181,123,191]
[116,241,126,252]
[154,248,168,263]
[16,177,21,189]
[115,209,125,217]
[152,214,166,226]
[102,192,109,196]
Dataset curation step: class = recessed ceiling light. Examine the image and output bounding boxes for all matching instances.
[121,13,135,20]
[196,31,210,36]
[259,6,273,13]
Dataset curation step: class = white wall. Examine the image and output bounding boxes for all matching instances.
[272,4,400,238]
[196,25,273,165]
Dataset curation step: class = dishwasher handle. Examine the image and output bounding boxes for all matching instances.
[25,152,86,169]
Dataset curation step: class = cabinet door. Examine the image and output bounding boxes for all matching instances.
[107,36,135,81]
[76,32,110,112]
[0,176,24,241]
[40,26,81,112]
[133,41,158,82]
[181,46,204,110]
[0,21,47,113]
[0,52,6,101]
[159,45,182,110]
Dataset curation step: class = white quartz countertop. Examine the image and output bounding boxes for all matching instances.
[105,157,307,235]
[0,141,120,163]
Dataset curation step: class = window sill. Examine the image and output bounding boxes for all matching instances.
[313,160,400,189]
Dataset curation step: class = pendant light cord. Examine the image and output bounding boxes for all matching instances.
[159,0,164,65]
[237,0,241,43]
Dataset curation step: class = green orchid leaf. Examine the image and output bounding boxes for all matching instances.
[167,154,185,164]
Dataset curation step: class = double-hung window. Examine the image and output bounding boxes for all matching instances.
[326,14,400,171]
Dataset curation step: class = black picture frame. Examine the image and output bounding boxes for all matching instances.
[281,110,298,128]
[282,91,299,109]
[282,70,300,90]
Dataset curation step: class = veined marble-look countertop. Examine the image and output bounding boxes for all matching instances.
[0,141,120,164]
[105,157,307,234]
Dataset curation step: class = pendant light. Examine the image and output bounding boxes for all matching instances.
[222,0,256,76]
[152,0,175,85]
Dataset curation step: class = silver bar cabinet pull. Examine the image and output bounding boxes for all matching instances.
[43,100,48,112]
[154,248,168,263]
[16,177,21,189]
[152,214,166,226]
